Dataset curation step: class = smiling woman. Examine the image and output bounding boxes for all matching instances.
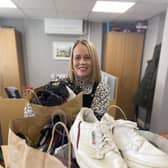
[64,39,111,120]
[72,42,93,80]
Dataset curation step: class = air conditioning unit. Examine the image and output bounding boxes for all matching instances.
[44,18,83,35]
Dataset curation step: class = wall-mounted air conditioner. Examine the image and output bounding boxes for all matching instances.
[44,18,83,35]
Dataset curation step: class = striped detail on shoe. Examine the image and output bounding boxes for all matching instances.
[76,121,82,149]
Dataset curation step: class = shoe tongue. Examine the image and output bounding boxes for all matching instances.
[82,108,98,123]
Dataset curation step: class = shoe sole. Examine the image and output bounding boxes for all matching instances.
[77,149,128,168]
[127,158,168,168]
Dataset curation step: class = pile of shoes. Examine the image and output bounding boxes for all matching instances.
[70,107,168,168]
[30,80,77,106]
[16,113,80,167]
[32,81,70,106]
[37,113,68,154]
[24,79,78,118]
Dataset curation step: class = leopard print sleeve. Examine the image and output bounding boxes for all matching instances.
[91,81,111,118]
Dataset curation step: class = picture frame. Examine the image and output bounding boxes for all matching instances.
[52,41,74,60]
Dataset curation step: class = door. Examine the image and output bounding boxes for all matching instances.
[104,32,144,120]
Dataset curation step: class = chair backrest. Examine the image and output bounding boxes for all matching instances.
[4,86,21,98]
[101,71,118,99]
[101,71,119,118]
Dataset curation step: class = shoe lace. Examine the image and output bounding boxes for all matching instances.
[95,122,119,158]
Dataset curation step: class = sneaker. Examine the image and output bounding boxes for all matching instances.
[113,119,168,168]
[70,107,128,168]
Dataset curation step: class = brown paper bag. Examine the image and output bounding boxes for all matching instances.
[30,92,83,127]
[7,114,70,168]
[0,98,26,144]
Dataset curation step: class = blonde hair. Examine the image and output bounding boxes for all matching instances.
[68,40,101,83]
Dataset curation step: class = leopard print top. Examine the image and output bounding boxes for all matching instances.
[56,76,111,118]
[91,81,111,117]
[74,79,111,117]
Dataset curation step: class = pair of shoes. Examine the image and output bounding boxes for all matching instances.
[70,107,168,168]
[70,107,128,168]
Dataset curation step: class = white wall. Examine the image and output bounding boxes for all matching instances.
[137,12,166,131]
[150,8,168,133]
[0,18,103,87]
[140,9,168,133]
[87,22,103,64]
[141,13,165,79]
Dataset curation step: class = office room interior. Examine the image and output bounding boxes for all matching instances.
[0,0,168,134]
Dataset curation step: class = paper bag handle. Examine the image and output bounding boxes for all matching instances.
[24,89,42,105]
[47,121,71,168]
[109,105,127,120]
[51,110,67,125]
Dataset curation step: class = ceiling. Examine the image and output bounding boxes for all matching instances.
[0,0,168,22]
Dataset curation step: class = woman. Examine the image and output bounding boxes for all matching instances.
[67,39,111,120]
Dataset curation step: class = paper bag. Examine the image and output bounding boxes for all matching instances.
[0,98,26,144]
[30,92,83,127]
[7,114,70,168]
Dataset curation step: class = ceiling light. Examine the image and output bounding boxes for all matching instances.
[92,1,135,13]
[0,0,17,8]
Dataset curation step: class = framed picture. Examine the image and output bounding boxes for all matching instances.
[52,41,74,60]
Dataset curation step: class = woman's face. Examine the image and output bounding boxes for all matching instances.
[72,43,93,80]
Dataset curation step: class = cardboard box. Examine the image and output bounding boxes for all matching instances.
[0,98,27,144]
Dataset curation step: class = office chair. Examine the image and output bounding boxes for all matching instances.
[4,86,21,98]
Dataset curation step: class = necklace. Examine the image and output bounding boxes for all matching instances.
[76,78,93,94]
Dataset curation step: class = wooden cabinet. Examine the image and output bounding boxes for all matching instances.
[104,32,144,120]
[0,28,25,97]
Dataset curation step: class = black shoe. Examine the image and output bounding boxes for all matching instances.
[37,113,67,154]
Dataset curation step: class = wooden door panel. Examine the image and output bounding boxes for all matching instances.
[117,86,135,119]
[123,33,144,91]
[104,32,144,120]
[104,32,125,77]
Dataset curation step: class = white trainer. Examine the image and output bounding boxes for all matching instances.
[113,119,168,168]
[70,107,128,168]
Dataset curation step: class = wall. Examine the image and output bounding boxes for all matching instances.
[0,18,103,87]
[87,22,103,64]
[137,13,165,129]
[140,10,168,133]
[150,8,168,133]
[141,13,165,79]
